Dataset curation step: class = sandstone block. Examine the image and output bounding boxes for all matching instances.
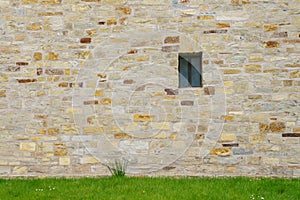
[80,156,99,164]
[270,122,285,132]
[54,148,68,156]
[210,148,231,157]
[197,15,214,20]
[33,52,42,61]
[116,7,131,15]
[27,23,42,31]
[13,166,28,174]
[40,0,62,4]
[20,143,36,151]
[219,134,236,142]
[21,0,38,4]
[264,24,278,32]
[0,73,8,82]
[264,41,279,48]
[48,128,59,134]
[59,157,70,165]
[164,36,180,44]
[102,0,126,5]
[100,98,112,105]
[0,90,6,97]
[224,69,241,74]
[83,126,104,134]
[45,52,58,60]
[245,65,261,73]
[134,114,155,121]
[290,70,300,78]
[250,134,266,143]
[114,133,132,139]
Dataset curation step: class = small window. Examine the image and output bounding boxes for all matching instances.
[178,52,202,88]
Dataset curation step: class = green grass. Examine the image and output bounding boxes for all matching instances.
[0,177,299,200]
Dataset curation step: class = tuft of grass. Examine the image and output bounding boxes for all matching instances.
[0,177,299,200]
[105,158,128,177]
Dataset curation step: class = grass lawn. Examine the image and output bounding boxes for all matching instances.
[0,176,299,200]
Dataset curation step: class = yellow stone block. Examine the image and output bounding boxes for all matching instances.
[219,134,236,142]
[27,23,42,31]
[134,114,155,121]
[20,143,36,151]
[0,90,6,97]
[169,133,178,140]
[224,69,241,74]
[54,148,68,156]
[95,90,104,97]
[83,126,104,134]
[197,15,215,20]
[40,0,62,4]
[210,148,231,156]
[245,65,262,73]
[114,133,132,139]
[100,98,112,105]
[264,24,278,32]
[33,52,42,61]
[290,70,300,78]
[249,54,264,62]
[102,0,126,5]
[59,157,70,165]
[45,52,58,60]
[48,128,59,134]
[77,50,92,59]
[66,108,82,114]
[21,0,38,4]
[224,81,233,87]
[250,134,266,143]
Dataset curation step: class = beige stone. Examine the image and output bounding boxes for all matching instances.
[83,126,104,134]
[80,156,99,164]
[20,143,36,151]
[59,157,70,165]
[219,134,236,142]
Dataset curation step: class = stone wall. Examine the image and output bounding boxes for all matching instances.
[0,0,299,177]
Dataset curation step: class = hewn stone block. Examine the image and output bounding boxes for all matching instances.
[116,7,131,15]
[219,134,236,142]
[45,52,58,60]
[59,157,70,165]
[54,148,68,156]
[210,148,231,157]
[27,23,42,31]
[134,114,155,121]
[20,143,36,151]
[0,73,8,82]
[270,122,285,132]
[21,0,38,4]
[114,133,132,139]
[0,90,6,97]
[100,98,112,105]
[40,0,62,4]
[102,0,126,5]
[80,156,99,164]
[245,65,261,73]
[264,24,278,32]
[264,41,279,48]
[83,126,104,134]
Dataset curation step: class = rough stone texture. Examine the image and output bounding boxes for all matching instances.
[0,0,299,178]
